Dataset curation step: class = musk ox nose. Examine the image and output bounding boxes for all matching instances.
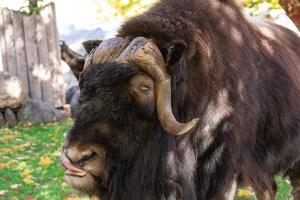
[65,150,96,165]
[61,147,95,177]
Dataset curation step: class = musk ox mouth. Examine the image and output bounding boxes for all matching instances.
[64,171,107,198]
[62,160,107,197]
[62,160,87,177]
[60,146,108,197]
[61,151,88,177]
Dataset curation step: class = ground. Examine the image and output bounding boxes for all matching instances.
[0,120,292,200]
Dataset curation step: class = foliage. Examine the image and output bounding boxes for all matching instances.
[19,0,45,15]
[240,0,282,16]
[91,0,157,21]
[241,0,281,9]
[91,0,283,23]
[107,0,154,18]
[95,0,284,20]
[0,120,293,199]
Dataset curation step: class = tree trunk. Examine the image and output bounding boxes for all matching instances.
[29,0,38,8]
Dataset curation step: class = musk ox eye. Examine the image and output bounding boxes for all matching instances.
[129,74,155,110]
[140,85,151,92]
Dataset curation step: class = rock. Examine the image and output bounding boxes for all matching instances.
[4,108,17,125]
[0,71,26,109]
[65,85,80,118]
[0,112,5,125]
[54,108,69,121]
[18,99,68,124]
[70,89,80,119]
[65,85,79,104]
[62,60,79,92]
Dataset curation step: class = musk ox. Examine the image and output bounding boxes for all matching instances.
[60,0,300,199]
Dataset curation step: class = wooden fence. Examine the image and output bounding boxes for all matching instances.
[0,3,65,107]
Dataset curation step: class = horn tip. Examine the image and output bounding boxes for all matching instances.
[187,117,200,131]
[174,117,200,136]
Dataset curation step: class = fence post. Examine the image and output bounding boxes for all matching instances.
[2,8,17,76]
[12,10,30,96]
[0,4,65,107]
[0,10,8,72]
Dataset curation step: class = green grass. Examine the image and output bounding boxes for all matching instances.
[236,176,292,200]
[0,119,88,200]
[0,120,293,200]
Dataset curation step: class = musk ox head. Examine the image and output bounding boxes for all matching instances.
[60,37,197,198]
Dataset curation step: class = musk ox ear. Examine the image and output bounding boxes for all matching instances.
[161,41,186,66]
[82,39,102,54]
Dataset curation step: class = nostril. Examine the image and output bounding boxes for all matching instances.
[65,151,74,163]
[77,152,96,164]
[63,149,96,166]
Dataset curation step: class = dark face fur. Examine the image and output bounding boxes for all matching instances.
[60,35,188,199]
[61,63,160,198]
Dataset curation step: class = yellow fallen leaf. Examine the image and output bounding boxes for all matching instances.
[20,169,31,178]
[54,128,62,134]
[0,143,31,155]
[0,135,14,142]
[0,160,15,169]
[0,163,5,169]
[0,147,12,154]
[11,143,31,153]
[39,156,53,166]
[6,160,15,168]
[237,187,254,197]
[20,169,34,185]
[23,177,34,185]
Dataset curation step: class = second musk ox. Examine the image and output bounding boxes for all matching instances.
[60,0,300,199]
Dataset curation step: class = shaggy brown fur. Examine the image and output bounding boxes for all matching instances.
[118,0,300,197]
[62,0,300,199]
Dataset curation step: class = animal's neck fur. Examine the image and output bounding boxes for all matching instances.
[107,127,198,200]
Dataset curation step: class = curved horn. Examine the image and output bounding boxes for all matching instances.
[118,37,199,135]
[83,37,130,70]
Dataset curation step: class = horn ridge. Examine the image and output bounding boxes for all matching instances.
[83,37,130,70]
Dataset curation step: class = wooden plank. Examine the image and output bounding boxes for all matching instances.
[42,4,65,107]
[12,10,30,96]
[0,10,8,72]
[41,4,56,106]
[50,2,65,106]
[23,14,42,100]
[36,13,53,105]
[2,8,17,76]
[50,3,61,61]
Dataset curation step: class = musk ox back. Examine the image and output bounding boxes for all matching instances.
[60,0,300,199]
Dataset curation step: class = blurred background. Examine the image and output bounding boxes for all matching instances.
[0,0,298,53]
[0,0,299,199]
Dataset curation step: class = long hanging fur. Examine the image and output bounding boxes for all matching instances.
[64,0,300,199]
[118,0,300,198]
